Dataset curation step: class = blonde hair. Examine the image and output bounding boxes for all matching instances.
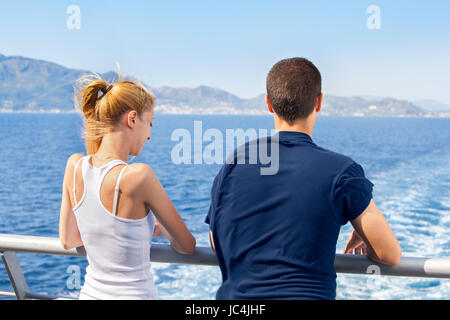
[74,68,156,154]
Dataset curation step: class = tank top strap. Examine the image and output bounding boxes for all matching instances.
[73,155,86,208]
[112,165,128,216]
[97,159,127,183]
[94,158,127,217]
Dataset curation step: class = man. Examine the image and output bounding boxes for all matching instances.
[205,57,401,300]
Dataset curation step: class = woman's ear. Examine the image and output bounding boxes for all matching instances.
[127,110,138,128]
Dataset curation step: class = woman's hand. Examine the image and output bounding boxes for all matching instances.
[343,230,367,255]
[153,219,171,240]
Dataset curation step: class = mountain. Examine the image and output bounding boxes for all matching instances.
[321,95,427,117]
[153,86,250,114]
[0,54,122,112]
[413,99,450,112]
[0,53,448,117]
[0,54,84,112]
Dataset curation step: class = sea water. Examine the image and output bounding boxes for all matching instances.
[0,113,449,299]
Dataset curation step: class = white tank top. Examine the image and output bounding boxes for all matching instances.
[72,155,157,300]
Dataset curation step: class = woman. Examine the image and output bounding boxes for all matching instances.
[59,73,196,300]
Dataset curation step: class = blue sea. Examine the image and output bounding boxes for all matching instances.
[0,113,449,300]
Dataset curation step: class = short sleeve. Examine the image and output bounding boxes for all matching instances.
[205,165,227,228]
[333,162,374,223]
[205,206,212,225]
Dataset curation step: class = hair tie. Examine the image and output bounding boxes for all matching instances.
[101,84,113,95]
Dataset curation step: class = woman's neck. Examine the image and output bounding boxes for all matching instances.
[93,132,130,164]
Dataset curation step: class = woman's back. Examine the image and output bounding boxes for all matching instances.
[59,74,195,300]
[72,154,157,300]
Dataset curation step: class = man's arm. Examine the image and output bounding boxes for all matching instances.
[344,199,402,266]
[209,230,215,252]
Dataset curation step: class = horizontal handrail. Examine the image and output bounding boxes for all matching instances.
[1,233,450,300]
[1,233,450,278]
[0,233,216,265]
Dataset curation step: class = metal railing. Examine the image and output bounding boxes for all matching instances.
[1,233,450,300]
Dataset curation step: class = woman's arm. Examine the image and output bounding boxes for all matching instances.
[343,199,402,266]
[133,164,196,255]
[59,154,84,250]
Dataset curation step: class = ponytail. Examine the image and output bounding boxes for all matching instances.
[81,80,109,121]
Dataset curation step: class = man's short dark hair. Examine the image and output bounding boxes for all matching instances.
[266,57,322,123]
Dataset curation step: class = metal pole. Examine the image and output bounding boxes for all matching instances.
[0,251,29,300]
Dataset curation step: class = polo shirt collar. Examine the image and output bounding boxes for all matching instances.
[276,130,314,144]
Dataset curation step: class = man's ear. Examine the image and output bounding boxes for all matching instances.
[315,93,323,112]
[265,94,274,113]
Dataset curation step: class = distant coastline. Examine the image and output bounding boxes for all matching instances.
[2,108,449,118]
[1,53,450,118]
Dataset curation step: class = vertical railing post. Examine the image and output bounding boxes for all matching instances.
[0,251,29,300]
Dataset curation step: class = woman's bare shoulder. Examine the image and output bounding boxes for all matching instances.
[121,163,158,190]
[126,162,155,176]
[62,153,84,190]
[64,153,85,175]
[66,153,85,168]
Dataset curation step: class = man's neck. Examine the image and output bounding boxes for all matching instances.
[274,117,314,138]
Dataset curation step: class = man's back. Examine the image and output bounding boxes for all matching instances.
[206,131,374,299]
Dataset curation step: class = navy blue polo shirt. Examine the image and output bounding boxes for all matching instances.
[205,131,374,300]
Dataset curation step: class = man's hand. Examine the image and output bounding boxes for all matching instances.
[343,230,367,255]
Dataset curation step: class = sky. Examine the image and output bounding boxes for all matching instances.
[0,0,449,104]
